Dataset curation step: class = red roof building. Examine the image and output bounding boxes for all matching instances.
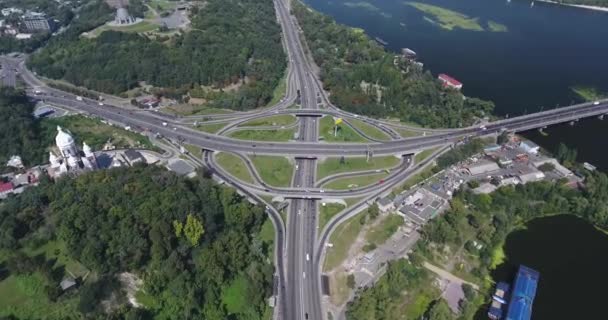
[0,182,14,194]
[438,74,463,90]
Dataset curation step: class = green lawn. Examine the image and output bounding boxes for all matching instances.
[322,173,388,190]
[0,240,87,318]
[319,203,346,231]
[395,127,423,138]
[323,212,365,271]
[250,155,293,187]
[365,214,404,246]
[184,144,203,159]
[162,104,234,116]
[216,152,255,184]
[238,115,296,127]
[414,147,439,164]
[41,115,159,152]
[194,122,228,134]
[348,119,390,141]
[317,156,400,179]
[319,116,367,142]
[229,128,296,142]
[87,21,160,37]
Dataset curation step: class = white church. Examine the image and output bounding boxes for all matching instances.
[48,126,98,178]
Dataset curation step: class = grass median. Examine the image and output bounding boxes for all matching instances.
[194,122,228,134]
[348,119,391,141]
[317,156,400,179]
[322,173,388,190]
[216,152,255,184]
[229,128,295,142]
[238,115,296,127]
[250,155,293,187]
[319,203,346,231]
[319,116,367,142]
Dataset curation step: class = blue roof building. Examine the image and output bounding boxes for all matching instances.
[506,265,540,320]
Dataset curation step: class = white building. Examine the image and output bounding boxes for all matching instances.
[48,126,98,178]
[519,140,540,155]
[466,161,500,176]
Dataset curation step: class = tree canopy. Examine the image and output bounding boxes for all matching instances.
[292,2,494,128]
[28,0,286,110]
[0,166,275,319]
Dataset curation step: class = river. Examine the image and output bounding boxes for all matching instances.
[484,215,608,319]
[303,0,608,170]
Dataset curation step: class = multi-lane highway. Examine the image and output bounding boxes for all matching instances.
[3,0,608,318]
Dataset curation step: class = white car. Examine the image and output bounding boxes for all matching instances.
[593,101,600,106]
[306,254,310,261]
[320,189,325,193]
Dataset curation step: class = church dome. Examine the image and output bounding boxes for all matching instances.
[55,126,75,149]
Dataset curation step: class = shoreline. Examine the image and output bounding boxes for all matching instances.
[536,0,608,13]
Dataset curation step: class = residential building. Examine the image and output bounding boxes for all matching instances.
[124,149,145,165]
[466,161,500,176]
[438,74,463,90]
[23,13,54,32]
[377,196,394,213]
[519,140,540,155]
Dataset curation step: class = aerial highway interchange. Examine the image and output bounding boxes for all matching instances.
[2,0,608,319]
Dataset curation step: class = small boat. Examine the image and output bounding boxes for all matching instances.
[374,37,388,46]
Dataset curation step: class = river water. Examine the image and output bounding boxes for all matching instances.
[485,215,608,319]
[303,0,608,170]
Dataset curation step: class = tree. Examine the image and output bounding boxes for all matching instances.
[183,214,204,247]
[347,274,356,289]
[427,299,454,320]
[538,162,556,172]
[173,220,183,237]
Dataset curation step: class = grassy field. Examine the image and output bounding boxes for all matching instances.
[194,122,228,134]
[571,85,606,101]
[238,115,296,127]
[86,20,160,38]
[256,217,276,261]
[329,272,351,306]
[322,173,388,190]
[395,127,424,138]
[319,116,367,142]
[42,115,158,151]
[407,2,483,31]
[319,203,346,231]
[216,152,255,184]
[365,214,404,246]
[414,147,440,164]
[324,212,365,271]
[317,156,400,179]
[229,128,295,142]
[250,156,293,187]
[163,104,234,116]
[183,145,203,159]
[348,119,391,141]
[0,240,88,318]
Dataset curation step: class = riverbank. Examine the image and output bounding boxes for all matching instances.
[537,0,608,13]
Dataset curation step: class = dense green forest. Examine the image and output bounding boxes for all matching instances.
[0,166,275,319]
[28,0,286,110]
[292,2,494,128]
[0,88,47,167]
